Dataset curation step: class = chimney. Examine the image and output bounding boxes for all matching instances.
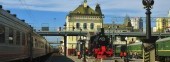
[0,5,2,9]
[12,14,17,17]
[6,10,11,13]
[21,20,25,22]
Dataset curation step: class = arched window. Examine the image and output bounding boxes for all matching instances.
[76,23,80,29]
[90,23,94,29]
[83,23,87,29]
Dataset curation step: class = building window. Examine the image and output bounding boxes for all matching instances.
[0,25,5,43]
[83,23,87,29]
[90,23,94,29]
[76,23,80,29]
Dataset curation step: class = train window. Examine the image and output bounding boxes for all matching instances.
[25,34,27,46]
[27,33,30,46]
[9,28,13,44]
[22,33,25,46]
[0,26,5,43]
[35,39,38,47]
[16,31,20,45]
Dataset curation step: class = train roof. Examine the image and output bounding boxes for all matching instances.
[128,42,142,46]
[156,37,170,42]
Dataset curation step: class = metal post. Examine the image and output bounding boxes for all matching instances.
[108,26,110,42]
[142,0,155,62]
[146,8,151,39]
[72,44,73,55]
[125,37,128,62]
[64,35,67,56]
[29,27,33,62]
[80,28,82,40]
[64,23,67,56]
[83,41,86,62]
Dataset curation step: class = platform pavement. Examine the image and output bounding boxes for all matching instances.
[45,53,143,62]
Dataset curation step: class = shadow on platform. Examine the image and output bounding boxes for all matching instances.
[46,53,74,62]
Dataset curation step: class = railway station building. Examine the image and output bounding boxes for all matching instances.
[64,0,104,55]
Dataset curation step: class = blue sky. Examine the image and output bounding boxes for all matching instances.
[1,0,170,44]
[1,0,170,27]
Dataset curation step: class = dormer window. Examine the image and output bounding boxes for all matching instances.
[77,11,81,14]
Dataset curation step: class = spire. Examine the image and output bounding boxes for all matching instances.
[95,3,102,15]
[168,10,170,17]
[124,15,132,27]
[84,0,87,3]
[83,0,87,7]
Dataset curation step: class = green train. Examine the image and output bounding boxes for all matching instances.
[115,37,170,62]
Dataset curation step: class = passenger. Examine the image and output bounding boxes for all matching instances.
[123,52,127,57]
[77,51,81,59]
[129,51,133,59]
[120,52,123,58]
[134,52,137,59]
[136,52,139,59]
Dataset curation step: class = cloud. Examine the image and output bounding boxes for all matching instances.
[0,0,170,17]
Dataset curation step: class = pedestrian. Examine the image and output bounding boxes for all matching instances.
[77,51,81,59]
[120,52,123,58]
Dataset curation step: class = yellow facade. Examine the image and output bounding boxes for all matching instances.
[156,18,169,32]
[66,16,103,49]
[64,2,104,52]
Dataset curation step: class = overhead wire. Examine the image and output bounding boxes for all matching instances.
[18,0,36,27]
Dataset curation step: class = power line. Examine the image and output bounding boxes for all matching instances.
[18,0,36,27]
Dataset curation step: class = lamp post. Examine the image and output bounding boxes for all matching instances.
[108,26,111,42]
[64,23,67,56]
[142,0,156,62]
[125,37,128,62]
[142,0,154,39]
[83,37,87,62]
[79,28,82,58]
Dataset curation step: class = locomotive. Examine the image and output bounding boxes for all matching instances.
[89,28,113,59]
[115,37,170,62]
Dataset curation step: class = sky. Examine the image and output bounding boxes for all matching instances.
[0,0,170,27]
[0,0,170,44]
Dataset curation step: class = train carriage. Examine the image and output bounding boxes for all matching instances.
[0,5,53,62]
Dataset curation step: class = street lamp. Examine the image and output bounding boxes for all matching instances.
[142,0,154,39]
[142,0,156,62]
[64,22,67,56]
[125,37,128,62]
[83,37,87,62]
[108,26,111,41]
